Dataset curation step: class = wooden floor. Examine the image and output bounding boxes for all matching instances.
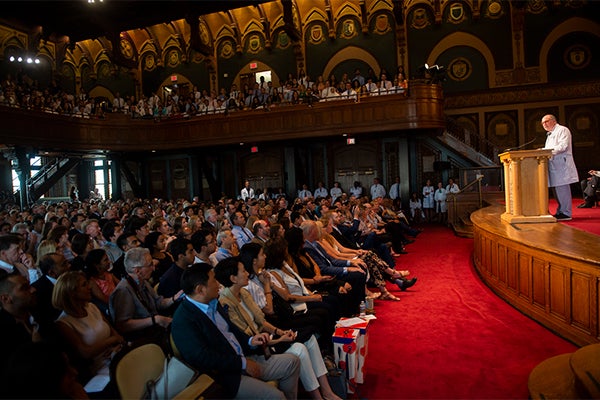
[471,204,600,267]
[471,204,600,346]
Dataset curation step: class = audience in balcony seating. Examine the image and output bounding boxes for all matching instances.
[1,66,410,122]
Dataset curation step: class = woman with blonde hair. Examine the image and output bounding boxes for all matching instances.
[316,217,403,301]
[53,271,124,386]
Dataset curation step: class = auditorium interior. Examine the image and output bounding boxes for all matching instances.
[1,0,600,397]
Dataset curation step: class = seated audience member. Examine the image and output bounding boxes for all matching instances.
[191,228,217,265]
[70,233,93,272]
[32,252,71,329]
[215,257,341,400]
[171,263,301,400]
[84,249,119,315]
[157,237,195,299]
[53,271,124,386]
[46,225,73,261]
[143,231,174,283]
[125,216,150,244]
[251,219,271,245]
[0,341,89,400]
[301,220,366,315]
[264,238,336,353]
[578,169,600,208]
[209,229,238,267]
[239,242,276,318]
[0,233,38,282]
[318,218,416,295]
[285,227,354,315]
[0,270,38,350]
[111,232,141,279]
[101,221,123,264]
[108,247,181,343]
[231,211,255,249]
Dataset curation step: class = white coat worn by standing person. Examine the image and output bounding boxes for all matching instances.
[542,114,579,221]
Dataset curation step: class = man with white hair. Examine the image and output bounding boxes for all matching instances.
[109,247,181,341]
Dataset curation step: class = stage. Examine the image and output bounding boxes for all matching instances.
[471,202,600,346]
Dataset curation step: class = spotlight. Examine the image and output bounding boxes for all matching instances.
[26,57,33,64]
[17,56,23,62]
[417,63,429,75]
[9,56,15,62]
[34,58,40,64]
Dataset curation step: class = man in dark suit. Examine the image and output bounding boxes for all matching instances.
[32,253,70,327]
[171,263,300,399]
[301,220,367,314]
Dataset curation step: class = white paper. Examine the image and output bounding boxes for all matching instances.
[84,374,110,393]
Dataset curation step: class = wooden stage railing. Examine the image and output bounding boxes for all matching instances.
[1,84,444,152]
[471,204,600,347]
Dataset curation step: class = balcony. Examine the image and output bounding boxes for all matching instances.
[1,83,445,152]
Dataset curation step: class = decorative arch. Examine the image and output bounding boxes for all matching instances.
[303,8,328,25]
[234,61,281,92]
[428,32,496,87]
[322,46,381,81]
[157,73,194,101]
[539,17,600,82]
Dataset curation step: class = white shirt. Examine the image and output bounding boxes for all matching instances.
[240,187,255,201]
[446,183,460,194]
[330,187,343,202]
[389,183,401,200]
[314,187,328,199]
[370,183,386,199]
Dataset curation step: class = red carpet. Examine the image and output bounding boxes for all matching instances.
[552,198,600,236]
[359,225,577,400]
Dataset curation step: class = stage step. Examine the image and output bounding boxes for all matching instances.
[528,343,600,399]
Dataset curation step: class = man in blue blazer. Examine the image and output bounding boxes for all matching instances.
[301,220,367,314]
[171,263,300,399]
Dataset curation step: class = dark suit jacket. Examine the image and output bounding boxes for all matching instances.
[32,275,61,326]
[171,298,258,398]
[337,219,362,245]
[331,227,359,250]
[304,241,348,276]
[201,221,217,234]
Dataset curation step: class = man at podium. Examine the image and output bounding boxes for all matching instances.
[542,114,579,221]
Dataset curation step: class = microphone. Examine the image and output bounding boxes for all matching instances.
[503,137,536,153]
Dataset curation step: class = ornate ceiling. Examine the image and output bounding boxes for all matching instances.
[2,0,406,72]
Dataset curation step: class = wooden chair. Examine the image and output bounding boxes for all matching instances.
[115,343,165,399]
[115,342,215,400]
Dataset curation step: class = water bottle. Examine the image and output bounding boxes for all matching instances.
[365,297,374,314]
[359,301,366,317]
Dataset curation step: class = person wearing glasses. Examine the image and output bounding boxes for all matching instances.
[108,247,181,342]
[541,114,579,221]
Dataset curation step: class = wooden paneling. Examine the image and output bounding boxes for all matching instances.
[0,84,444,152]
[472,204,600,346]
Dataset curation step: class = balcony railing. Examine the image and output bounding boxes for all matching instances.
[1,83,445,152]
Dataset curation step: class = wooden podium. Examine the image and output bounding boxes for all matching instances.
[499,149,556,223]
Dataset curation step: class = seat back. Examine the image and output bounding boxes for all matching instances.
[170,333,182,358]
[115,343,166,399]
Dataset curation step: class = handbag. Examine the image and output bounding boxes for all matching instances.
[145,356,199,400]
[271,290,295,320]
